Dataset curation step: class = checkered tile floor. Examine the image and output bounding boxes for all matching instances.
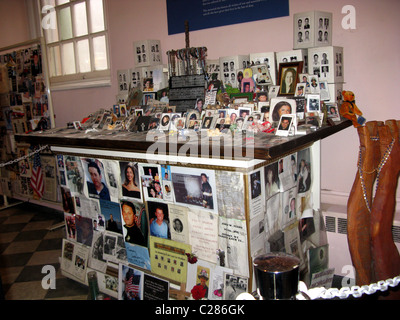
[0,201,88,300]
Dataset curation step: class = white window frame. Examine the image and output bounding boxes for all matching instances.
[38,0,111,91]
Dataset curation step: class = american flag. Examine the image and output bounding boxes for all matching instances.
[31,151,44,198]
[125,275,140,295]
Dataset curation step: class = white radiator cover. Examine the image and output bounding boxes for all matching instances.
[321,201,400,280]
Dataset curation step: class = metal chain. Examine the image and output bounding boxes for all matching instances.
[0,145,49,168]
[300,275,400,300]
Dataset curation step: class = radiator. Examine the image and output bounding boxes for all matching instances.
[321,203,400,280]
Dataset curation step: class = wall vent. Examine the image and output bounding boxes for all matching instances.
[323,212,400,243]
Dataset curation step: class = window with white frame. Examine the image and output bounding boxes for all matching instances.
[39,0,110,89]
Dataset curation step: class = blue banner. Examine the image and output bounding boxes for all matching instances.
[166,0,289,35]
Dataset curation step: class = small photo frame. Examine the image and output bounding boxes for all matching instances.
[308,75,320,94]
[113,104,120,117]
[217,109,227,119]
[251,64,272,85]
[159,113,171,131]
[306,94,321,112]
[251,112,263,122]
[186,110,200,127]
[215,118,230,130]
[268,85,280,99]
[171,117,186,131]
[256,91,268,104]
[326,103,341,121]
[238,106,252,118]
[230,92,253,102]
[143,78,154,92]
[135,108,143,117]
[228,110,239,123]
[148,117,160,130]
[187,119,202,130]
[201,115,216,130]
[166,105,176,113]
[73,121,82,130]
[319,81,330,101]
[278,61,303,96]
[276,114,295,136]
[270,98,297,122]
[294,83,306,97]
[120,104,128,117]
[305,112,322,127]
[242,115,255,130]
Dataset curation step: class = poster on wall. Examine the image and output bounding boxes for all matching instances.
[166,0,289,35]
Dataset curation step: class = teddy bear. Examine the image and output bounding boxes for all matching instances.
[339,90,365,127]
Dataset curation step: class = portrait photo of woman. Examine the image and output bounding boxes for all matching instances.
[279,67,297,95]
[270,99,296,122]
[120,161,141,200]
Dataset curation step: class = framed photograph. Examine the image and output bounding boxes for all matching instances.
[319,81,330,101]
[276,114,295,136]
[223,273,248,300]
[278,61,303,96]
[268,85,280,99]
[185,110,200,127]
[187,119,202,131]
[251,112,263,122]
[215,117,230,130]
[251,64,272,85]
[73,121,82,130]
[256,91,268,104]
[171,117,186,131]
[242,115,255,130]
[148,117,160,130]
[235,117,245,130]
[259,104,270,122]
[217,109,227,119]
[308,75,320,94]
[305,112,322,127]
[269,98,297,123]
[135,108,143,117]
[306,94,321,112]
[294,83,306,97]
[166,105,176,113]
[326,103,341,121]
[230,92,253,102]
[238,106,252,118]
[113,104,120,117]
[159,113,171,131]
[201,115,216,130]
[228,109,239,123]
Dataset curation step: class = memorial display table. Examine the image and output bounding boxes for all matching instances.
[15,119,351,300]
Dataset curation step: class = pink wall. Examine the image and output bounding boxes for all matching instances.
[0,0,30,47]
[2,0,400,200]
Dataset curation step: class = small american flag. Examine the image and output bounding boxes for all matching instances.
[31,150,44,198]
[125,275,140,295]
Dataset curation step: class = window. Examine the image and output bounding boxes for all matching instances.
[39,0,110,89]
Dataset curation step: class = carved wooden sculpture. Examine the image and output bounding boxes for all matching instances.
[347,119,400,299]
[347,121,382,285]
[370,120,400,299]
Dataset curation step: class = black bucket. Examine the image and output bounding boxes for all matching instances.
[253,252,300,300]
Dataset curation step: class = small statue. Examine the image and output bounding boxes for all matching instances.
[339,90,366,127]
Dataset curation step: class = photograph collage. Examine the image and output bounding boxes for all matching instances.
[0,44,52,136]
[56,143,318,300]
